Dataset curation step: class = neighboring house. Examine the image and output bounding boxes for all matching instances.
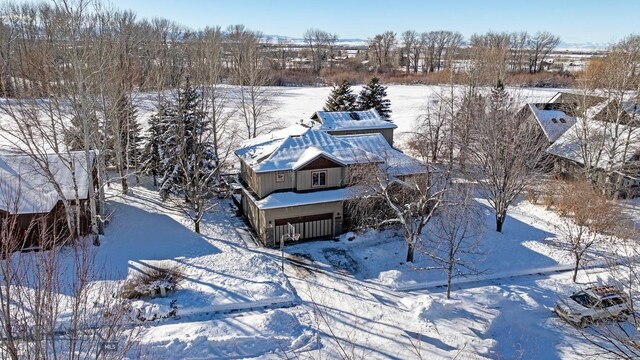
[308,109,397,145]
[547,120,640,197]
[0,151,97,249]
[526,92,640,197]
[235,111,425,247]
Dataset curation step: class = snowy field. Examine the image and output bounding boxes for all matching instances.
[130,84,565,142]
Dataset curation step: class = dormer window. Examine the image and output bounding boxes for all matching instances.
[311,170,327,187]
[559,117,566,123]
[551,118,558,123]
[349,112,361,120]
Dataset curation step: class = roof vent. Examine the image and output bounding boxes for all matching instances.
[551,118,558,123]
[349,112,361,120]
[559,117,566,123]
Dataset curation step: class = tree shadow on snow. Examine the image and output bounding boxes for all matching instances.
[483,280,581,360]
[96,201,221,281]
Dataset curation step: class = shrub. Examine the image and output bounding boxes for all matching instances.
[542,194,555,210]
[122,263,184,299]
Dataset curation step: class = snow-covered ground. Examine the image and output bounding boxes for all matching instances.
[121,184,637,359]
[2,85,637,359]
[98,181,295,319]
[277,195,639,359]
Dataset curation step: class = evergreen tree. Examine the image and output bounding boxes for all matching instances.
[489,79,509,113]
[323,80,357,112]
[116,94,142,170]
[357,77,392,119]
[66,113,101,151]
[141,101,174,186]
[158,82,218,203]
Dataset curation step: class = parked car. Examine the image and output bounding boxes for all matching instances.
[554,286,632,327]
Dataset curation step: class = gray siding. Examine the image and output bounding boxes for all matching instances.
[242,192,263,239]
[256,170,295,198]
[296,167,343,191]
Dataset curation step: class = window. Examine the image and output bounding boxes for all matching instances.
[349,112,361,120]
[571,291,598,308]
[311,170,327,187]
[276,171,285,183]
[602,297,624,307]
[559,117,566,123]
[551,118,558,123]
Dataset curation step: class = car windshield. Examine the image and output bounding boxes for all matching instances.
[571,291,598,308]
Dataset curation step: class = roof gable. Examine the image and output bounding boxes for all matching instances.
[293,150,345,171]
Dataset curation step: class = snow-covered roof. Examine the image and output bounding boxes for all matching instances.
[237,124,309,150]
[337,133,427,176]
[548,92,564,103]
[291,147,347,170]
[235,128,382,173]
[621,101,640,116]
[0,151,95,214]
[546,120,640,170]
[251,187,356,210]
[527,104,576,142]
[309,109,397,132]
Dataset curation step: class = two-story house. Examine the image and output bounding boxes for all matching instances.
[235,109,426,247]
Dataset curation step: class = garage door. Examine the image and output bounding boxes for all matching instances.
[274,213,334,242]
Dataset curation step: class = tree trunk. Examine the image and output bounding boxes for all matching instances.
[573,256,580,282]
[120,176,128,195]
[447,263,453,299]
[194,219,200,234]
[406,242,415,263]
[496,213,505,233]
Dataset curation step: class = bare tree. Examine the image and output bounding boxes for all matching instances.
[401,30,418,74]
[409,90,456,164]
[428,185,483,299]
[554,180,624,282]
[347,157,445,262]
[368,31,397,72]
[0,187,139,359]
[527,31,560,73]
[303,28,337,74]
[560,36,640,197]
[199,27,239,168]
[509,31,530,72]
[467,84,548,232]
[466,31,511,86]
[226,25,277,139]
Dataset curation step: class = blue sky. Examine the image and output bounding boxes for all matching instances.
[108,0,638,44]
